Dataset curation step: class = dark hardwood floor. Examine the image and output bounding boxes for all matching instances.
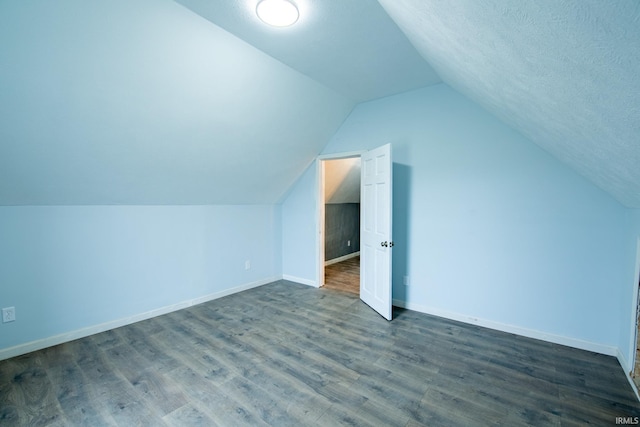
[324,256,359,295]
[1,280,639,426]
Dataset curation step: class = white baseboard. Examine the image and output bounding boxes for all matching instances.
[618,348,640,402]
[282,274,317,287]
[395,297,639,402]
[619,348,633,376]
[0,276,278,361]
[325,251,360,266]
[392,299,618,357]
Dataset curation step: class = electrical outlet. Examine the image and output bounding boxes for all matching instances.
[2,307,16,323]
[347,240,351,246]
[404,276,410,286]
[245,260,251,270]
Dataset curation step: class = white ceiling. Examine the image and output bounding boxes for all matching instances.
[174,0,442,102]
[378,0,640,208]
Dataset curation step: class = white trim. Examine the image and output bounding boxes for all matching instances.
[283,274,317,287]
[317,159,325,289]
[618,348,640,402]
[626,238,640,374]
[317,150,366,160]
[619,348,632,377]
[392,299,618,356]
[0,276,278,361]
[325,251,360,266]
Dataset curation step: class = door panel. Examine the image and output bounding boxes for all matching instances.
[360,143,392,320]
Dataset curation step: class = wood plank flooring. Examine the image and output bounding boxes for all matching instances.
[1,280,639,426]
[324,256,360,295]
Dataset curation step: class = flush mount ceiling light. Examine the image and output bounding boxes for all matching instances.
[256,0,299,27]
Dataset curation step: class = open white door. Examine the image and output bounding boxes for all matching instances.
[360,143,393,320]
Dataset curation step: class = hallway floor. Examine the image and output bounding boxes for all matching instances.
[324,256,359,295]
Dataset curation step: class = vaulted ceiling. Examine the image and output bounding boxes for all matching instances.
[174,0,441,103]
[377,0,640,208]
[1,1,638,207]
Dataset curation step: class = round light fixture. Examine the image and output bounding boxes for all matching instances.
[256,0,299,27]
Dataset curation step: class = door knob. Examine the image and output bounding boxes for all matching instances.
[381,241,388,247]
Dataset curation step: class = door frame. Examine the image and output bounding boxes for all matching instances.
[629,237,640,375]
[625,237,640,401]
[316,151,365,289]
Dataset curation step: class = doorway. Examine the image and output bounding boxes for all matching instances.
[319,156,362,295]
[316,144,394,320]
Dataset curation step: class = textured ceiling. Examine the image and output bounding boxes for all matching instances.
[174,0,441,102]
[378,0,640,208]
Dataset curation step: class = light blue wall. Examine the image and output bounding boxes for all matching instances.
[0,205,281,351]
[282,84,633,350]
[281,165,318,284]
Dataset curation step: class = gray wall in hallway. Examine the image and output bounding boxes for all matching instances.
[325,203,360,261]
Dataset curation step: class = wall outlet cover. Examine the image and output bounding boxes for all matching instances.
[2,307,16,323]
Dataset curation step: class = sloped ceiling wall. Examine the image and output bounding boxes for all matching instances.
[174,0,441,103]
[324,158,361,204]
[378,0,640,207]
[0,0,353,205]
